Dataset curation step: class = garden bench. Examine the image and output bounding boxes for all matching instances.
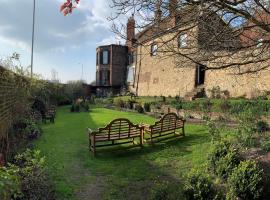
[144,113,185,143]
[87,118,144,156]
[43,106,56,123]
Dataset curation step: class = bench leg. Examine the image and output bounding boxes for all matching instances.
[92,143,96,157]
[182,126,185,137]
[150,133,154,145]
[132,138,135,145]
[140,135,143,147]
[89,137,92,151]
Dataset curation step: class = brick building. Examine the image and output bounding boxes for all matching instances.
[97,1,270,98]
[95,44,128,96]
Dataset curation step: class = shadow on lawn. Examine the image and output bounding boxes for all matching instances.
[80,111,209,199]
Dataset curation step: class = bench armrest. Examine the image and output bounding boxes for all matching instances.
[141,123,151,131]
[87,128,95,136]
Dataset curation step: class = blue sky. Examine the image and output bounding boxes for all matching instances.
[0,0,125,83]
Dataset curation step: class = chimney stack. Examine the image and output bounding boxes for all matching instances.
[155,0,162,24]
[168,0,178,17]
[126,14,135,50]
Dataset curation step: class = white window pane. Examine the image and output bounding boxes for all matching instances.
[179,34,187,47]
[127,66,135,83]
[151,44,158,56]
[103,51,109,64]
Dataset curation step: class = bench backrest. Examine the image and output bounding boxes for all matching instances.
[150,113,184,134]
[96,118,142,139]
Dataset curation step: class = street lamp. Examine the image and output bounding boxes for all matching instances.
[30,0,36,78]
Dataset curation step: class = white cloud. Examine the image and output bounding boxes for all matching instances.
[0,0,128,83]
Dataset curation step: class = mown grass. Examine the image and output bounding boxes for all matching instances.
[35,106,211,200]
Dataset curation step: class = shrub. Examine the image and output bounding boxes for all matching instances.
[23,120,41,140]
[74,104,80,112]
[208,141,232,174]
[261,140,270,151]
[126,99,136,109]
[0,165,22,200]
[135,104,144,113]
[14,149,55,200]
[200,99,212,113]
[144,103,151,112]
[115,99,125,108]
[215,151,240,179]
[150,181,170,200]
[253,120,269,133]
[219,100,231,113]
[184,169,219,200]
[227,160,264,200]
[209,86,222,99]
[70,104,75,112]
[83,103,90,112]
[207,120,222,143]
[161,95,166,103]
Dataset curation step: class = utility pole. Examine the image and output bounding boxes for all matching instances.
[30,0,36,78]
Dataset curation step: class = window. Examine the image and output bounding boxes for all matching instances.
[127,65,135,84]
[102,50,109,64]
[257,38,263,47]
[151,44,158,56]
[101,70,110,85]
[96,52,99,65]
[178,34,188,48]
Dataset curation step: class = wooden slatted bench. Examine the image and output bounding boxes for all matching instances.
[43,106,56,124]
[87,118,144,156]
[144,113,185,143]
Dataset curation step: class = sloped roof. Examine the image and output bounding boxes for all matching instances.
[135,5,199,44]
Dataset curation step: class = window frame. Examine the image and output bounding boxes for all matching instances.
[102,50,109,65]
[178,33,188,48]
[127,64,135,84]
[150,43,158,56]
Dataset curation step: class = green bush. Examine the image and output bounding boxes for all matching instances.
[150,181,170,200]
[219,100,231,113]
[144,103,151,112]
[261,140,270,151]
[0,165,22,200]
[135,104,144,113]
[215,151,240,179]
[207,141,234,175]
[227,160,264,200]
[74,104,80,112]
[126,99,136,109]
[209,86,222,99]
[70,104,75,112]
[200,99,212,113]
[14,149,55,200]
[207,120,222,143]
[115,99,125,108]
[253,120,269,133]
[184,169,219,200]
[161,95,166,103]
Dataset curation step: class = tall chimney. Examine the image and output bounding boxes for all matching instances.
[168,0,178,17]
[126,14,135,50]
[155,0,162,24]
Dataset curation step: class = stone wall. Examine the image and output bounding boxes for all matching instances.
[131,27,198,97]
[205,51,270,98]
[130,33,270,98]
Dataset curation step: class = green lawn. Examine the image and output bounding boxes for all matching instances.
[35,106,210,200]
